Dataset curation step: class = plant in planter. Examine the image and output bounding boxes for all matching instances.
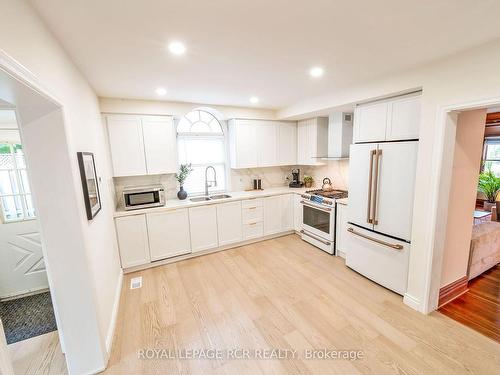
[175,163,193,200]
[303,175,314,188]
[478,165,500,212]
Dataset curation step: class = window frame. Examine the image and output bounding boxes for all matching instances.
[482,137,500,176]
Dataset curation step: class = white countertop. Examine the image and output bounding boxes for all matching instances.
[336,197,348,205]
[114,186,310,218]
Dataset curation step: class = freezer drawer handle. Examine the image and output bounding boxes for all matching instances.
[347,227,403,250]
[300,230,332,246]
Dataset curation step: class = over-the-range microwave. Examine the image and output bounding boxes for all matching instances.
[122,185,165,210]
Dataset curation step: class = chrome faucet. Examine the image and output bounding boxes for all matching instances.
[205,166,217,196]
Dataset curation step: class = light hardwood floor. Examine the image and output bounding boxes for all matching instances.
[103,234,500,374]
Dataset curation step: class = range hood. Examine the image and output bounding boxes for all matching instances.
[322,112,353,160]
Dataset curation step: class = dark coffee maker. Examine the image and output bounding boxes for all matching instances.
[289,168,304,188]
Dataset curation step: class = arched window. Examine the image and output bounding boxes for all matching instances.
[177,109,226,195]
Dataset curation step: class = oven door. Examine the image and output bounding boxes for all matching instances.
[301,200,334,240]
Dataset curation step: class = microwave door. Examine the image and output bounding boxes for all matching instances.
[127,191,157,206]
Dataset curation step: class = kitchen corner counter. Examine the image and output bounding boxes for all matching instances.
[114,186,310,218]
[336,197,348,205]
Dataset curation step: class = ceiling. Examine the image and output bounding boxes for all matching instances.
[30,0,500,110]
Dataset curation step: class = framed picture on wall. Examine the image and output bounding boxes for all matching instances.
[77,152,101,220]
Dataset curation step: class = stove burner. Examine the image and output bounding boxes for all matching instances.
[306,189,348,199]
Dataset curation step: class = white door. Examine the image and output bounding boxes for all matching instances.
[347,143,377,231]
[115,215,150,268]
[373,141,418,241]
[142,116,177,174]
[264,195,282,235]
[277,122,297,165]
[0,220,48,299]
[281,194,294,231]
[106,115,147,176]
[293,194,303,231]
[217,201,242,246]
[257,122,277,167]
[297,120,310,165]
[189,205,218,252]
[230,120,258,168]
[146,209,191,261]
[335,203,348,258]
[353,101,388,143]
[386,95,421,141]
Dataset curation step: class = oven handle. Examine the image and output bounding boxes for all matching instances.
[300,230,332,246]
[300,200,332,212]
[347,227,403,250]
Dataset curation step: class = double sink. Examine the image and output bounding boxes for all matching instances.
[190,194,232,202]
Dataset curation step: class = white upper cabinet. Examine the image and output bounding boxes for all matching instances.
[142,116,177,174]
[106,114,176,177]
[115,214,150,268]
[277,122,297,165]
[257,122,278,167]
[146,209,191,261]
[353,93,421,143]
[107,115,147,176]
[189,205,218,253]
[229,119,258,168]
[297,117,328,165]
[217,201,243,246]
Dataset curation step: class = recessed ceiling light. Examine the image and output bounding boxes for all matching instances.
[250,96,259,104]
[156,87,167,96]
[309,66,324,78]
[168,41,186,55]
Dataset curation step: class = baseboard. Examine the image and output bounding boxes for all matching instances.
[105,270,123,356]
[438,276,468,308]
[403,293,422,312]
[0,286,49,301]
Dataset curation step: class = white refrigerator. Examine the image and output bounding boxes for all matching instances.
[345,141,418,295]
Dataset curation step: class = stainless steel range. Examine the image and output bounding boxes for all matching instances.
[300,189,348,254]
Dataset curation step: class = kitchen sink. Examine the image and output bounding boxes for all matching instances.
[190,196,211,202]
[210,194,232,200]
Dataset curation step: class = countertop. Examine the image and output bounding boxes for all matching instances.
[336,197,348,205]
[114,186,310,218]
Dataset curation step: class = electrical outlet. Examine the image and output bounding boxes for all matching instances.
[130,276,143,290]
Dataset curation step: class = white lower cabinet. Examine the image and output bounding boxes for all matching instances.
[335,203,348,258]
[217,201,242,246]
[115,215,150,268]
[146,209,191,261]
[293,193,303,231]
[189,205,218,253]
[281,194,294,231]
[264,196,283,235]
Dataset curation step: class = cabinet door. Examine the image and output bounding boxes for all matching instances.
[281,194,294,231]
[293,194,303,231]
[297,120,309,165]
[230,120,258,168]
[353,102,388,143]
[115,215,150,268]
[347,143,377,231]
[264,196,282,235]
[386,95,421,141]
[373,141,418,241]
[146,209,191,261]
[106,115,146,176]
[189,205,218,252]
[335,203,348,258]
[217,201,242,246]
[277,122,297,165]
[257,123,278,167]
[142,116,177,174]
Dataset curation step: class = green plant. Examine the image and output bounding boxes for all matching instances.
[478,164,500,203]
[303,175,314,184]
[175,163,193,186]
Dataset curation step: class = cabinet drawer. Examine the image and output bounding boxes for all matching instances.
[242,198,263,209]
[242,206,263,223]
[243,222,264,240]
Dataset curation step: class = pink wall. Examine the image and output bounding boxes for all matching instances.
[440,109,486,287]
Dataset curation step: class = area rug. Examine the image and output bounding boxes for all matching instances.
[0,291,57,344]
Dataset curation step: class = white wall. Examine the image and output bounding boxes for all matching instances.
[0,0,121,372]
[278,38,500,312]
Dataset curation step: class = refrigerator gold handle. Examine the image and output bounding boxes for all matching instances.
[372,149,382,225]
[347,227,403,250]
[366,150,376,224]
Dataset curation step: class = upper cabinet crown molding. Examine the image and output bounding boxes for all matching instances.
[353,93,421,143]
[105,114,177,177]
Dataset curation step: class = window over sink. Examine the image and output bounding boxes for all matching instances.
[177,109,227,195]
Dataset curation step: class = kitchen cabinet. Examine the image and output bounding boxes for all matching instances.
[293,193,303,231]
[115,215,150,268]
[106,114,176,177]
[353,93,420,143]
[257,122,278,167]
[281,194,294,231]
[146,209,191,261]
[217,201,243,246]
[277,122,297,165]
[335,203,348,258]
[189,205,218,252]
[242,198,264,239]
[297,117,328,165]
[229,119,258,168]
[264,195,283,235]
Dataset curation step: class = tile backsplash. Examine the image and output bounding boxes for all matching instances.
[113,160,349,208]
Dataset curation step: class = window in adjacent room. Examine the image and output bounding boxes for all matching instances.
[177,109,227,195]
[483,137,500,177]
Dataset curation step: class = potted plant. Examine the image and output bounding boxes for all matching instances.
[175,163,193,200]
[478,165,500,212]
[303,175,314,188]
